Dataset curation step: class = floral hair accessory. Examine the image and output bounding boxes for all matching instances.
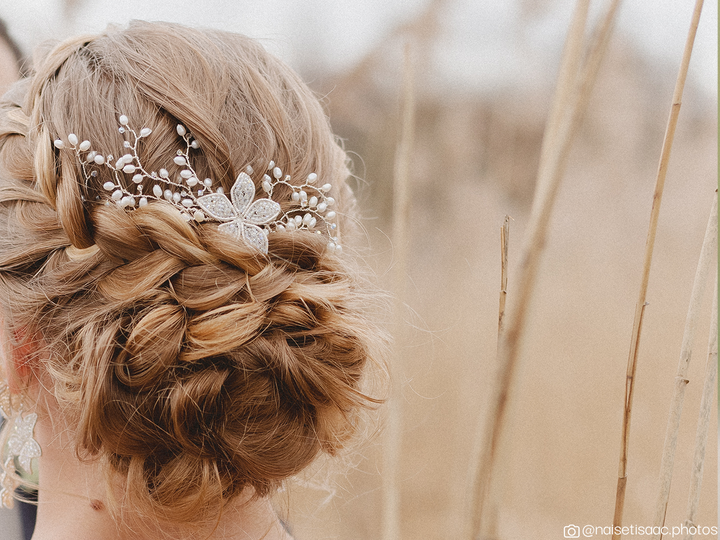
[53,115,341,254]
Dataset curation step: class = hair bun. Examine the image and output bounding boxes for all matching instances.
[0,21,386,524]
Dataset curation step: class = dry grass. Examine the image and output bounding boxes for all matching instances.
[281,3,717,539]
[497,215,510,345]
[382,42,417,540]
[614,3,707,537]
[468,1,594,535]
[683,265,718,539]
[652,189,716,535]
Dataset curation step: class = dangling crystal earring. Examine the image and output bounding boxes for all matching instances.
[0,382,18,508]
[0,382,41,509]
[0,456,18,509]
[0,380,12,419]
[7,409,41,474]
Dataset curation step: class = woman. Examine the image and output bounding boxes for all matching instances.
[0,21,384,540]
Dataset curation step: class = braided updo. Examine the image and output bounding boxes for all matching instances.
[0,21,384,522]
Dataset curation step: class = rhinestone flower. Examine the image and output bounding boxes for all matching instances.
[197,172,280,253]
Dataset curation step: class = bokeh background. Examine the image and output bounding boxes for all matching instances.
[0,1,716,539]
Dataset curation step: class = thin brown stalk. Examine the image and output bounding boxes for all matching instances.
[497,216,510,343]
[613,1,705,536]
[383,42,415,540]
[465,215,511,540]
[650,191,718,538]
[468,1,622,537]
[481,216,511,540]
[682,257,718,540]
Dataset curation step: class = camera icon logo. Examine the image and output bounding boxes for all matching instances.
[564,524,581,538]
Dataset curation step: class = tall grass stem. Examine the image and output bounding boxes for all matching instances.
[682,251,717,540]
[383,42,416,540]
[650,191,717,537]
[468,1,621,537]
[612,1,705,536]
[681,255,718,540]
[497,216,510,345]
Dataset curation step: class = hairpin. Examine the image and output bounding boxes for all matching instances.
[53,116,341,254]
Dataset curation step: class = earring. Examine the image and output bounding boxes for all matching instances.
[0,457,18,509]
[0,382,41,509]
[7,410,41,474]
[0,382,18,508]
[0,380,11,419]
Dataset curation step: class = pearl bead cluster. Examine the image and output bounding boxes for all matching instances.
[260,161,341,253]
[53,115,340,254]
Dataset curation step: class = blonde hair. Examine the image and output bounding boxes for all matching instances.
[0,21,384,524]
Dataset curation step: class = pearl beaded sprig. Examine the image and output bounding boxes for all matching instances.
[258,161,341,253]
[54,115,218,213]
[53,115,340,254]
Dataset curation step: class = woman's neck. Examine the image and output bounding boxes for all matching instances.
[29,412,292,540]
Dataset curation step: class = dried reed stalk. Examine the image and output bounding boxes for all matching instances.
[382,42,415,540]
[682,255,718,540]
[612,2,705,536]
[650,191,717,538]
[497,216,510,343]
[477,216,511,540]
[468,1,622,537]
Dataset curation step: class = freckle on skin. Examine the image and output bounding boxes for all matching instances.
[90,499,105,511]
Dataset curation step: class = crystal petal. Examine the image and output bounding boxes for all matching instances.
[242,223,269,253]
[196,193,237,221]
[218,220,244,240]
[230,172,256,214]
[18,438,41,473]
[243,199,281,225]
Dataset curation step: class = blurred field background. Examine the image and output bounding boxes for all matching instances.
[0,1,717,539]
